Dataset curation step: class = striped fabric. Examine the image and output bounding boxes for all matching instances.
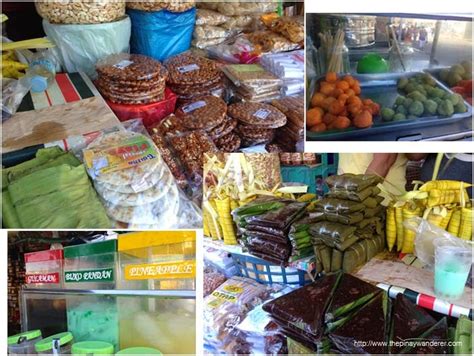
[17,72,97,112]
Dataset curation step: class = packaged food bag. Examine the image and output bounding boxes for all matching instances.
[128,8,196,62]
[42,17,131,77]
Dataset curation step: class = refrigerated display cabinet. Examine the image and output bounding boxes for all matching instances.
[19,288,196,354]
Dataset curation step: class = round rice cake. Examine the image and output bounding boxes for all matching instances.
[94,163,165,194]
[228,102,287,128]
[86,131,163,186]
[175,95,226,130]
[103,183,180,224]
[95,170,174,207]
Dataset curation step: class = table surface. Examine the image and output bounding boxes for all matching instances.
[2,96,120,153]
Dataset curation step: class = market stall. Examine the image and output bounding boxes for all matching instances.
[306,13,473,141]
[203,152,473,354]
[2,1,304,229]
[8,230,196,355]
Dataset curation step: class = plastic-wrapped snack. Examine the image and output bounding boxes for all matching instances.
[215,1,278,16]
[221,15,255,31]
[82,130,194,227]
[228,102,286,129]
[195,9,230,26]
[268,16,304,43]
[243,153,282,190]
[192,37,227,50]
[223,64,282,90]
[168,130,218,182]
[247,31,302,53]
[165,52,220,86]
[126,0,195,13]
[204,276,269,348]
[95,53,167,104]
[204,269,227,297]
[175,95,227,131]
[193,25,233,40]
[35,0,125,24]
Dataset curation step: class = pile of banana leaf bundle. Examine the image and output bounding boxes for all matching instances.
[2,147,110,228]
[203,153,283,245]
[307,174,386,273]
[264,272,450,354]
[386,180,472,253]
[232,197,308,265]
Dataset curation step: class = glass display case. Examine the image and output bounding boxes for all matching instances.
[19,288,196,354]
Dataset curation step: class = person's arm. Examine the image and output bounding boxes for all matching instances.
[365,153,398,178]
[406,153,428,161]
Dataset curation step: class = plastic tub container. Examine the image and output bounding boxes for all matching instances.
[63,240,117,290]
[35,332,74,355]
[24,249,63,289]
[116,347,162,354]
[71,341,114,355]
[8,330,42,355]
[434,239,472,300]
[106,88,177,128]
[117,231,196,290]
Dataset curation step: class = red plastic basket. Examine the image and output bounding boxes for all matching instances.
[106,87,177,128]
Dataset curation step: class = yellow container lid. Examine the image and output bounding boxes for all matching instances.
[118,231,196,252]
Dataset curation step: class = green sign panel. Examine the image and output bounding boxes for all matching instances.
[64,268,114,283]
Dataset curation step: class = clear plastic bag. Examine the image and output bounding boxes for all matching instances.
[195,9,230,26]
[126,0,195,13]
[42,17,131,77]
[404,217,473,269]
[82,129,201,228]
[268,16,304,43]
[214,1,278,16]
[247,31,302,53]
[204,267,227,297]
[1,77,31,120]
[193,25,234,40]
[203,276,270,352]
[192,37,227,50]
[35,0,126,24]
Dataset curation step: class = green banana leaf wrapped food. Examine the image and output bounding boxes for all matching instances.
[327,186,379,202]
[315,198,365,214]
[326,173,383,192]
[364,234,385,261]
[326,273,380,323]
[2,147,110,228]
[454,316,472,355]
[342,240,367,273]
[329,292,390,354]
[390,294,437,354]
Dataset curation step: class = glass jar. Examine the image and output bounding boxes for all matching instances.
[319,44,350,75]
[8,330,42,355]
[34,332,74,355]
[116,347,162,355]
[71,341,114,355]
[389,44,415,72]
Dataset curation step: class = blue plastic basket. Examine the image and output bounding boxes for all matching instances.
[230,252,312,287]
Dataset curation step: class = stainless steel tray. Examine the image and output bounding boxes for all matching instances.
[306,72,473,141]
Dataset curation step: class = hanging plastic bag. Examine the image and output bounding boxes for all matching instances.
[128,8,196,62]
[42,17,131,77]
[404,217,473,269]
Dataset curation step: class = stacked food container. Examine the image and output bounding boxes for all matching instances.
[116,231,196,354]
[24,249,63,289]
[63,240,119,351]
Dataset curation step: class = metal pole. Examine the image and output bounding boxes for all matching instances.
[430,20,442,66]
